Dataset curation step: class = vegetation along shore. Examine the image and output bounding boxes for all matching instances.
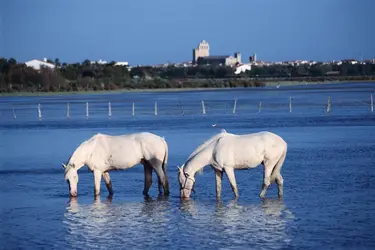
[1,57,374,96]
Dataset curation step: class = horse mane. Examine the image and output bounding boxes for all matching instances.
[184,129,227,175]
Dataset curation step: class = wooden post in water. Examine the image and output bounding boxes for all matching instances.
[13,109,16,119]
[258,101,262,114]
[132,102,135,117]
[154,101,158,116]
[86,102,89,118]
[326,96,331,114]
[38,103,42,120]
[289,96,292,113]
[233,98,237,115]
[108,102,112,117]
[371,94,374,112]
[66,103,70,119]
[201,100,206,115]
[179,100,185,116]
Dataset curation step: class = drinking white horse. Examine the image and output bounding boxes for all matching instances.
[62,132,169,197]
[177,129,287,199]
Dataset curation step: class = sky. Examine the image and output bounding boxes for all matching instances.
[1,0,374,65]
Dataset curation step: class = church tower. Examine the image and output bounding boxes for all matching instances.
[193,40,210,64]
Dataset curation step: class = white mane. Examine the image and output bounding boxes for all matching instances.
[183,129,227,175]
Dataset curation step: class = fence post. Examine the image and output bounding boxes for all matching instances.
[179,100,185,116]
[86,102,89,118]
[233,98,237,115]
[258,101,262,114]
[201,100,206,115]
[289,96,292,113]
[108,102,112,117]
[326,96,331,114]
[155,101,158,116]
[132,102,135,117]
[66,103,70,119]
[371,94,374,112]
[38,103,42,120]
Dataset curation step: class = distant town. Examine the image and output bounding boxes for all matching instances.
[1,40,375,93]
[19,40,375,74]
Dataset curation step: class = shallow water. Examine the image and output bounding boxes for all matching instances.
[1,83,375,250]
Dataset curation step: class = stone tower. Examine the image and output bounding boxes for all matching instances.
[234,52,242,64]
[193,40,210,64]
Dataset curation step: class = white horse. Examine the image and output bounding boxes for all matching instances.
[177,129,287,199]
[62,132,169,197]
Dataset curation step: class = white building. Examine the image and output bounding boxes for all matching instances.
[90,59,107,65]
[234,64,252,75]
[114,61,129,66]
[25,58,55,70]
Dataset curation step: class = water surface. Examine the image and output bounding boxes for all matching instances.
[1,83,375,249]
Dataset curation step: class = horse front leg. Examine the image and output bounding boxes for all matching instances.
[93,170,102,197]
[214,168,223,200]
[102,172,114,196]
[223,167,239,198]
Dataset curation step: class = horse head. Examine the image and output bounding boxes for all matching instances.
[177,165,195,199]
[62,163,79,197]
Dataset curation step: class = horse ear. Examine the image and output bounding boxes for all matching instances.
[62,163,67,169]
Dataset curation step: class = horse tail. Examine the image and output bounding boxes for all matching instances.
[161,137,168,174]
[161,137,169,193]
[270,143,287,182]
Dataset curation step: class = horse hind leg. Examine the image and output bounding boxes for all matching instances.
[142,161,153,196]
[151,158,169,196]
[157,174,163,195]
[271,150,287,198]
[102,172,114,196]
[259,158,279,198]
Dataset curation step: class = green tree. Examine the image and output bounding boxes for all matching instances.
[54,58,61,67]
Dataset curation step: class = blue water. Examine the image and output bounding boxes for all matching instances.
[1,83,375,250]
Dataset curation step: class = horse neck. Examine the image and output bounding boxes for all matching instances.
[68,141,91,170]
[184,144,215,176]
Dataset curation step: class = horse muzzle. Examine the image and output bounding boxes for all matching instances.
[180,189,191,199]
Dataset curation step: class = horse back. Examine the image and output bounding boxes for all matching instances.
[213,131,286,168]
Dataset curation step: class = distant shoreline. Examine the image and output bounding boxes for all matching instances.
[1,79,374,97]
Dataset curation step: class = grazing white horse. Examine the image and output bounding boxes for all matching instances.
[62,132,169,197]
[178,129,287,199]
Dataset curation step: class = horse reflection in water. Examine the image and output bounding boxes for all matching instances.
[178,198,295,249]
[63,195,171,249]
[64,197,294,249]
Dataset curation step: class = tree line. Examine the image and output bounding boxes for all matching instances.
[1,57,374,93]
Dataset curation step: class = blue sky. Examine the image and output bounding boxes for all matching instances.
[1,0,374,65]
